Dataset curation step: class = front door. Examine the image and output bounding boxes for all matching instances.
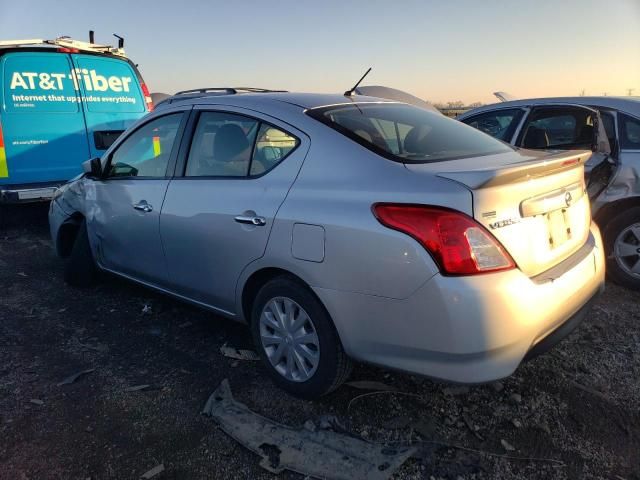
[87,111,186,285]
[160,108,308,314]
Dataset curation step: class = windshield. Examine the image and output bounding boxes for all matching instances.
[307,103,512,163]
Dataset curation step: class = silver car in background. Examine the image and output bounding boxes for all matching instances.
[49,90,605,398]
[459,97,640,289]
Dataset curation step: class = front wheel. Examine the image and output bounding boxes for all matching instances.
[603,206,640,290]
[250,276,352,399]
[63,220,98,287]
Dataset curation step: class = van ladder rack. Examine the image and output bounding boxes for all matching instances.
[0,37,126,57]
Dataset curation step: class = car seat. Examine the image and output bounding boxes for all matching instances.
[523,126,550,149]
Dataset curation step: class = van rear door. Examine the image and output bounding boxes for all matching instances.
[70,54,147,158]
[0,51,90,186]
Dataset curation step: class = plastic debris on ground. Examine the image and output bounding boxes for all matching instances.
[219,344,260,361]
[202,379,415,480]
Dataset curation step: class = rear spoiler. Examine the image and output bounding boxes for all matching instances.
[437,151,591,189]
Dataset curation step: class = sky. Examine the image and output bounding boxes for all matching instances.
[1,0,639,104]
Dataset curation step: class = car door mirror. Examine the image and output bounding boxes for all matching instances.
[82,157,103,178]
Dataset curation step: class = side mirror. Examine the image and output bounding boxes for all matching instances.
[82,157,103,178]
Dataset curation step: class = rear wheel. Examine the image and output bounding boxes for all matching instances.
[603,207,640,290]
[63,220,98,287]
[250,276,352,399]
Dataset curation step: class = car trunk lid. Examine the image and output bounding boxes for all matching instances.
[405,149,592,277]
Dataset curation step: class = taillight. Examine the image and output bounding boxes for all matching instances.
[141,83,154,112]
[373,204,516,275]
[57,47,80,53]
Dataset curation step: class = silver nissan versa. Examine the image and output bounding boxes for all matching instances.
[49,90,605,398]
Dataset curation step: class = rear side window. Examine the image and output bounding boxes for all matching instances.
[307,103,511,163]
[72,55,144,113]
[462,108,524,141]
[185,111,299,177]
[619,113,640,149]
[3,52,79,113]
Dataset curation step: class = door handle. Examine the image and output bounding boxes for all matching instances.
[234,214,266,226]
[133,201,153,213]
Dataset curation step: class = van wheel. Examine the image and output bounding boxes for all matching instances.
[603,207,640,290]
[250,276,352,399]
[64,220,98,287]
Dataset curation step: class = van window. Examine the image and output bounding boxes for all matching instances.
[3,53,79,113]
[107,113,183,178]
[73,55,145,113]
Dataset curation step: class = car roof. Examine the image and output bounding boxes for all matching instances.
[460,96,640,118]
[156,92,397,111]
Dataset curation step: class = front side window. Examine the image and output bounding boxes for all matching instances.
[619,113,640,149]
[185,111,299,177]
[519,108,595,149]
[307,103,511,163]
[462,108,524,141]
[107,113,183,178]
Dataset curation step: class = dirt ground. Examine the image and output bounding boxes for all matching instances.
[0,204,638,480]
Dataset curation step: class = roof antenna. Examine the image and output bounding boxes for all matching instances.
[113,33,124,49]
[344,67,372,97]
[89,30,95,44]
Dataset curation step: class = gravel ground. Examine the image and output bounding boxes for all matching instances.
[0,204,638,480]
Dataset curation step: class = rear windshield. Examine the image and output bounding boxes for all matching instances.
[307,103,512,163]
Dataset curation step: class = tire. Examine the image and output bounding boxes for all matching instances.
[63,220,98,287]
[250,276,352,399]
[602,206,640,290]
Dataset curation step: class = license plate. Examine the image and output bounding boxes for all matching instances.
[17,187,56,200]
[546,209,570,249]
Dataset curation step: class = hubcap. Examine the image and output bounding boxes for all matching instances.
[614,223,640,279]
[259,297,320,382]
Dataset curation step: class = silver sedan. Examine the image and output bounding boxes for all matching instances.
[49,91,605,398]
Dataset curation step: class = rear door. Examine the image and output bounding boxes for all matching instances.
[0,51,90,185]
[87,110,187,285]
[160,106,309,313]
[70,54,148,158]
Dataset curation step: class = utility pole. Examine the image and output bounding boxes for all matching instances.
[627,88,635,96]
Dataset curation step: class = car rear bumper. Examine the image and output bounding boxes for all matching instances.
[0,181,64,203]
[313,222,606,384]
